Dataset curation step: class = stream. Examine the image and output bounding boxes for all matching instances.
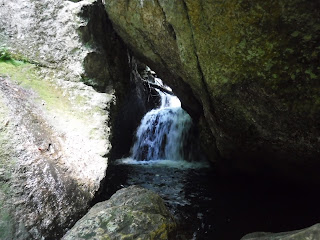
[102,80,320,239]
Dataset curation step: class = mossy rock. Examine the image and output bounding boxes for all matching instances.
[104,0,320,183]
[63,186,177,240]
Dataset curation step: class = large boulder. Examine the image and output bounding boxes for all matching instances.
[0,0,130,91]
[62,185,177,240]
[241,223,320,240]
[103,0,320,182]
[0,60,110,239]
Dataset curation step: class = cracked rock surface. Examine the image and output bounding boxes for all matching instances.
[104,0,320,183]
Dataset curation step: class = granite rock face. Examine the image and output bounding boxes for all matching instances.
[104,0,320,182]
[0,69,110,239]
[0,0,130,92]
[0,0,160,238]
[0,0,130,239]
[63,185,177,240]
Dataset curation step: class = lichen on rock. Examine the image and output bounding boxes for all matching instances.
[0,0,130,238]
[62,185,177,240]
[104,0,320,183]
[0,56,112,238]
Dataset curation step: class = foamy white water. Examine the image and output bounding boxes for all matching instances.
[116,157,210,169]
[130,80,192,161]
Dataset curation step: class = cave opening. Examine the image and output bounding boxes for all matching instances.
[91,57,320,240]
[92,60,216,239]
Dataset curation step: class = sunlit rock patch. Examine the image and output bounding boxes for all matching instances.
[0,56,111,239]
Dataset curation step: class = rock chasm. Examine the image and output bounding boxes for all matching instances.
[0,0,319,239]
[104,0,320,183]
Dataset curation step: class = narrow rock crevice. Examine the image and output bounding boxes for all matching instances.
[155,0,177,40]
[181,0,221,160]
[108,54,161,161]
[78,0,130,93]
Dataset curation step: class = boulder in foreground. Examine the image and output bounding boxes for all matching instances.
[63,185,177,240]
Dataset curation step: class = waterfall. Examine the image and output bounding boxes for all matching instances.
[131,79,192,161]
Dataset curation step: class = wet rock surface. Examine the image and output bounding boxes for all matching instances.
[63,185,176,240]
[104,0,320,183]
[241,223,320,240]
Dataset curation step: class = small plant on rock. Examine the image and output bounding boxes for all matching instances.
[0,48,12,62]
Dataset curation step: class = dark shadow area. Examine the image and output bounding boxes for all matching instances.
[78,0,161,161]
[77,6,320,237]
[97,161,320,240]
[78,0,130,93]
[109,56,160,160]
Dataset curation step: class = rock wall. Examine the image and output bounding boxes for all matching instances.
[0,67,109,239]
[0,0,135,238]
[0,0,162,238]
[104,0,320,183]
[0,0,89,81]
[0,0,129,92]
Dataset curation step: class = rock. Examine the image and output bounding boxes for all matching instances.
[0,0,163,238]
[62,185,177,240]
[0,0,130,92]
[241,223,320,240]
[0,67,110,239]
[0,0,131,239]
[0,0,90,81]
[104,0,320,183]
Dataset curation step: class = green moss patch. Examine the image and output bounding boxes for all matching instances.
[0,48,12,62]
[0,61,73,112]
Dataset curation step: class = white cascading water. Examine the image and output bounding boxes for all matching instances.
[111,78,212,240]
[131,79,192,161]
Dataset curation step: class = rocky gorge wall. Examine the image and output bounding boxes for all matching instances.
[0,1,111,238]
[104,0,320,183]
[0,0,151,238]
[1,0,320,239]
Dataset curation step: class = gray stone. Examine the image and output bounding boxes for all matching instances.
[0,0,129,239]
[0,69,109,239]
[241,223,320,240]
[63,185,177,240]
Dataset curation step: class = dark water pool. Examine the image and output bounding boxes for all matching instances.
[96,159,320,240]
